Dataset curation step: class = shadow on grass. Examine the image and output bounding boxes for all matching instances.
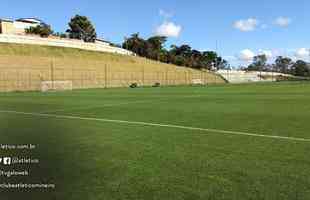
[0,114,88,199]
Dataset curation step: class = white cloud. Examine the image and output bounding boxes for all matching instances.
[232,48,310,66]
[274,17,292,27]
[238,49,255,61]
[295,48,310,59]
[233,18,258,32]
[155,21,182,38]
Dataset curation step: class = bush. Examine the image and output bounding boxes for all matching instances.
[25,24,53,38]
[53,32,69,39]
[130,83,138,88]
[152,82,161,87]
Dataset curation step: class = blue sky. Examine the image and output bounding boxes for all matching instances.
[1,0,310,66]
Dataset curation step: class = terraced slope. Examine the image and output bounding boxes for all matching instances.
[0,43,225,91]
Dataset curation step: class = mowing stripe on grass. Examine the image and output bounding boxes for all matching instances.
[40,97,197,114]
[40,100,152,114]
[1,109,310,142]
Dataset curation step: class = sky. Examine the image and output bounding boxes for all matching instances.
[1,0,310,67]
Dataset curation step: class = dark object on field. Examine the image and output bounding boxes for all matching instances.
[130,83,138,88]
[152,82,161,87]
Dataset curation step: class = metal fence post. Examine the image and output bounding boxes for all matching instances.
[51,58,54,90]
[142,66,145,86]
[105,64,108,88]
[166,69,168,86]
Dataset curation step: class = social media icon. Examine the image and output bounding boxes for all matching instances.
[3,157,11,165]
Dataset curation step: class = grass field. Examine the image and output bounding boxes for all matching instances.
[1,82,310,200]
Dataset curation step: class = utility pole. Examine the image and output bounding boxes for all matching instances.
[215,40,218,71]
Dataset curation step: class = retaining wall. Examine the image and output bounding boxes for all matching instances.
[217,70,293,83]
[0,55,225,92]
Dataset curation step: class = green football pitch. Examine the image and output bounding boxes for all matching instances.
[1,82,310,200]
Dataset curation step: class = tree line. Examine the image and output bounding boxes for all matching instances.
[245,54,310,77]
[25,15,227,71]
[122,33,229,70]
[24,14,309,76]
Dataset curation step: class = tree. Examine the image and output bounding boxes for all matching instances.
[167,45,192,66]
[202,51,218,70]
[178,45,192,59]
[123,33,147,56]
[275,56,293,74]
[25,24,53,37]
[248,54,267,71]
[167,45,179,64]
[216,58,230,70]
[158,49,169,63]
[66,15,97,42]
[122,33,227,70]
[255,54,267,67]
[174,55,187,66]
[146,36,167,60]
[190,50,203,69]
[292,60,310,77]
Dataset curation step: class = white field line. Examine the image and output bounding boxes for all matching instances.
[0,110,310,142]
[40,100,152,114]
